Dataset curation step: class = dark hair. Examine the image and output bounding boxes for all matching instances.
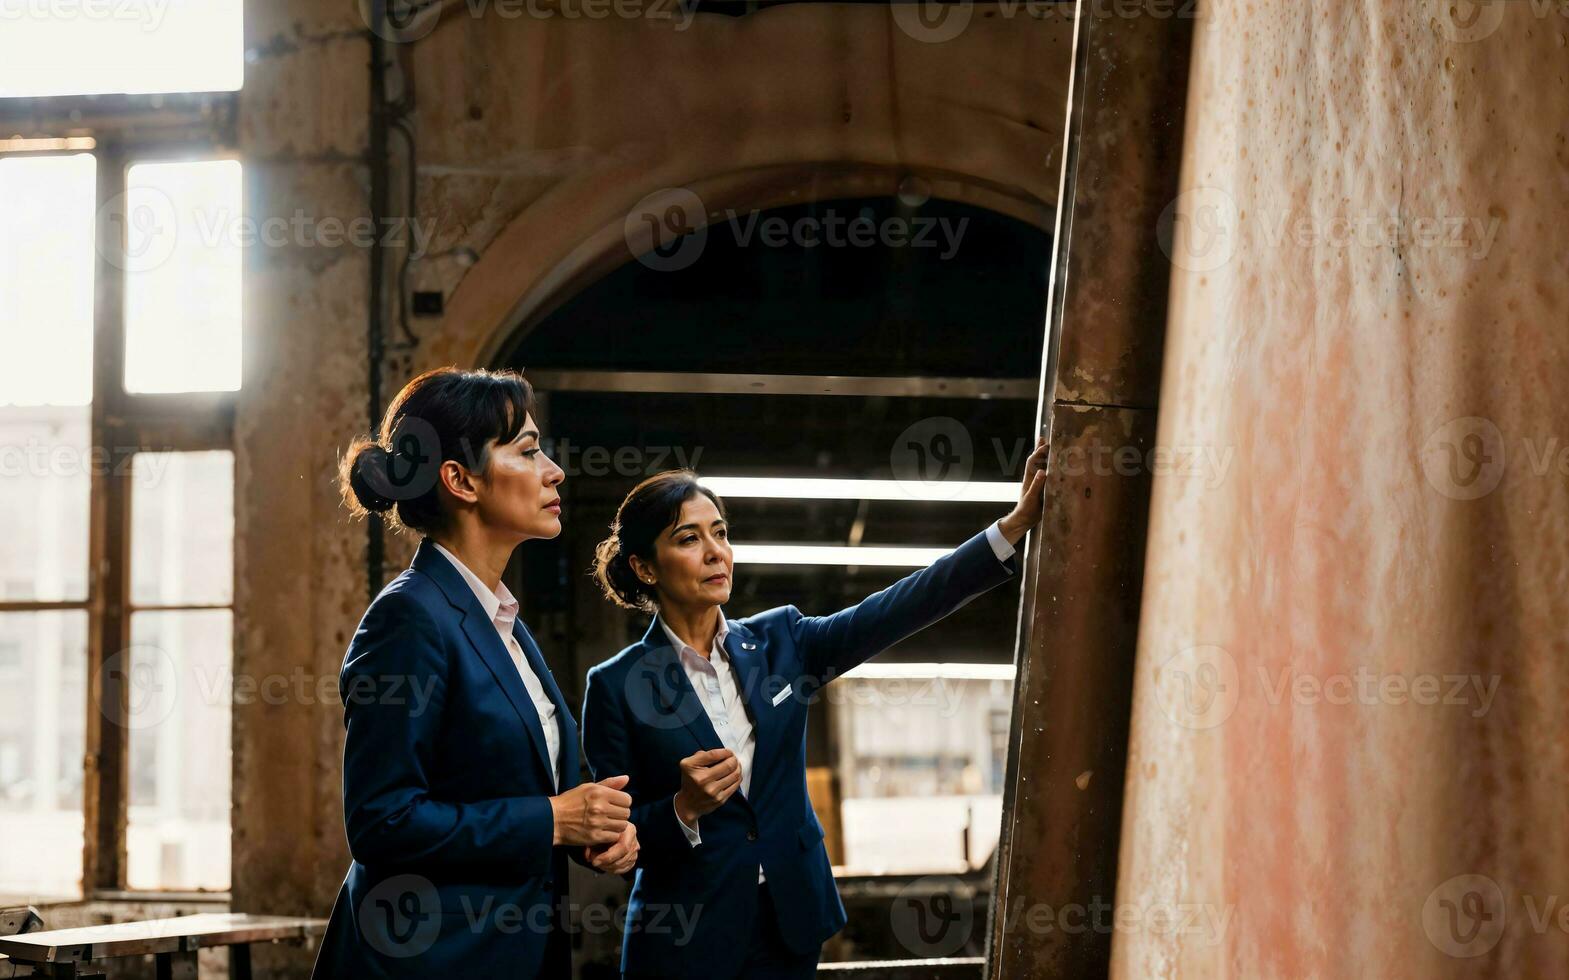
[339,366,535,536]
[593,470,727,613]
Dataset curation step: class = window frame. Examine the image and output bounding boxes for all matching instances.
[0,90,239,900]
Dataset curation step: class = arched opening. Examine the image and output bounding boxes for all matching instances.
[493,192,1050,963]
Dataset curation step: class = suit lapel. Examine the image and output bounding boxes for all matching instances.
[413,540,558,790]
[640,637,726,755]
[513,618,578,789]
[722,623,780,783]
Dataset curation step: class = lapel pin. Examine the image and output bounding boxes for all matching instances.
[742,641,757,650]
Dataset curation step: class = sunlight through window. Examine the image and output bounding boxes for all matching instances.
[123,159,243,393]
[0,0,243,98]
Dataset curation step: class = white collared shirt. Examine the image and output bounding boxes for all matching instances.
[433,541,561,790]
[663,611,765,880]
[667,521,1017,872]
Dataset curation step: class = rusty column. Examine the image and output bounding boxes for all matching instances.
[988,3,1196,977]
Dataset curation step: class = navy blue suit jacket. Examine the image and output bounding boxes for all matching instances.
[581,528,1019,979]
[314,539,580,979]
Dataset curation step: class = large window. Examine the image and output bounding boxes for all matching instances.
[0,6,243,900]
[0,1,243,98]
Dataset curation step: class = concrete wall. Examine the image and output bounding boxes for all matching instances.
[1115,1,1569,976]
[233,4,1070,974]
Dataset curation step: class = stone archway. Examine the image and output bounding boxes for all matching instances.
[400,0,1075,374]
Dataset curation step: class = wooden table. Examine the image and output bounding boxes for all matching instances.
[0,913,325,978]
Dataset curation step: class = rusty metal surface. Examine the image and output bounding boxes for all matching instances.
[989,2,1195,978]
[990,404,1160,979]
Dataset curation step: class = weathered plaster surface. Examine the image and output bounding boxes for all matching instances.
[1115,2,1569,976]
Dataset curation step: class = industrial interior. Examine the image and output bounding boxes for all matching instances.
[0,0,1564,978]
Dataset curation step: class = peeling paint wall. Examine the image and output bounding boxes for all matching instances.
[1115,1,1569,976]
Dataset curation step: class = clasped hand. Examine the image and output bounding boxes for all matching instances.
[550,775,639,874]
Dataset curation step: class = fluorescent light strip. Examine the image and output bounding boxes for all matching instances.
[731,543,949,567]
[699,476,1016,503]
[842,662,1016,681]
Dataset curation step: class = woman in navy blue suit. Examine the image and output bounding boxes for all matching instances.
[581,442,1048,979]
[314,367,640,979]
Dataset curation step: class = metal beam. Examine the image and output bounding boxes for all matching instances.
[523,369,1037,400]
[988,1,1196,976]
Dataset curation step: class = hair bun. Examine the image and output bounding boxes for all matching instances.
[347,443,398,514]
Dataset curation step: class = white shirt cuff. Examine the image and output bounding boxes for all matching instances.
[985,520,1018,562]
[675,800,701,846]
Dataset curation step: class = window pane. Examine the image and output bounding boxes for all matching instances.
[126,609,232,892]
[834,671,1014,874]
[0,612,88,901]
[0,0,243,98]
[0,154,96,406]
[0,153,96,602]
[131,451,234,606]
[123,160,242,394]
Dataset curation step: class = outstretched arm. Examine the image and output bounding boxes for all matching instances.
[791,436,1049,683]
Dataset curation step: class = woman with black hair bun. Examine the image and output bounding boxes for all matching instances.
[314,366,637,980]
[582,440,1048,979]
